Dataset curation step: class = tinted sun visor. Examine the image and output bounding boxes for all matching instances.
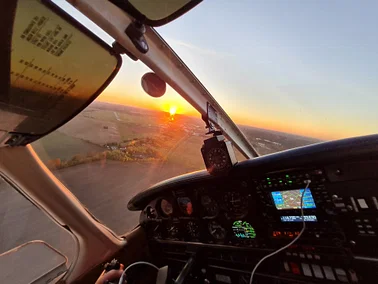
[0,0,121,146]
[109,0,202,27]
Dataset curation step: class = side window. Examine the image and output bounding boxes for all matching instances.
[0,176,76,280]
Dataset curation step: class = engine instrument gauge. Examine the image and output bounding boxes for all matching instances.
[207,147,228,171]
[145,206,157,219]
[201,195,219,218]
[152,224,162,239]
[201,134,237,176]
[160,199,173,216]
[208,221,226,240]
[186,221,200,239]
[177,197,193,215]
[223,191,248,218]
[166,224,179,239]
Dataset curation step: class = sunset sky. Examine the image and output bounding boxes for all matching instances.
[56,0,378,140]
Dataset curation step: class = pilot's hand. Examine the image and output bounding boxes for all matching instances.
[95,264,124,284]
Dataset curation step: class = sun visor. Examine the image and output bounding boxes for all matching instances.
[0,0,121,146]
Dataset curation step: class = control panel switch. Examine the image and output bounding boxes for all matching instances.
[350,197,359,212]
[335,203,345,208]
[349,269,358,283]
[311,265,324,279]
[372,197,378,210]
[335,268,348,283]
[301,263,312,277]
[289,262,301,275]
[323,266,336,281]
[283,262,290,273]
[357,198,368,209]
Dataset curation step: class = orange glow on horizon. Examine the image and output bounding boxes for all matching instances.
[98,88,198,116]
[98,89,341,140]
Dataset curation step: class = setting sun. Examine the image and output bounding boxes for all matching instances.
[169,106,177,116]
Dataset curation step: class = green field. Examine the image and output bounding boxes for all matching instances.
[32,131,103,163]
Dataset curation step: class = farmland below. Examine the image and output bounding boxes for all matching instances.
[33,101,208,172]
[33,101,322,172]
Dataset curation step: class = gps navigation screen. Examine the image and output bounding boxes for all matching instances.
[271,189,316,210]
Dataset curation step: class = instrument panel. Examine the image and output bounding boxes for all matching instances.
[138,162,378,284]
[141,169,342,249]
[142,179,260,246]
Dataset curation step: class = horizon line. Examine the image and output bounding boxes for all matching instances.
[91,100,322,140]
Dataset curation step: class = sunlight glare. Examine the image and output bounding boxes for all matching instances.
[169,106,177,116]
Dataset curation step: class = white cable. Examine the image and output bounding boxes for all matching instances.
[249,180,311,284]
[118,261,159,284]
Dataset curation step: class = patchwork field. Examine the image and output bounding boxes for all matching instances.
[32,101,322,171]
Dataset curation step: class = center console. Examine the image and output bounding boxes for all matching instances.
[253,166,377,283]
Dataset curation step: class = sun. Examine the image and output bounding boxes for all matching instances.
[169,106,177,116]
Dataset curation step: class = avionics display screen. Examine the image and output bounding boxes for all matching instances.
[232,220,256,239]
[280,215,317,222]
[271,189,316,210]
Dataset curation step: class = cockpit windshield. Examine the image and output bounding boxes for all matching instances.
[3,1,378,283]
[156,1,378,155]
[27,0,378,233]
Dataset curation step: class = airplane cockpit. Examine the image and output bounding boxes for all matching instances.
[1,1,378,284]
[130,135,378,284]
